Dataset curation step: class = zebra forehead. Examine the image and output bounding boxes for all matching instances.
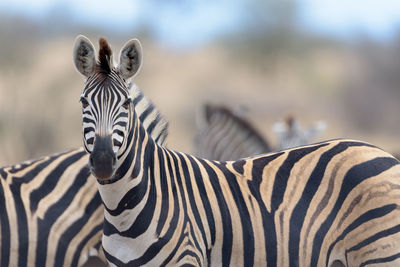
[83,73,130,97]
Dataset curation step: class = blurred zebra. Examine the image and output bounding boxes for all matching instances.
[75,36,400,267]
[0,42,168,266]
[273,114,327,150]
[193,104,271,161]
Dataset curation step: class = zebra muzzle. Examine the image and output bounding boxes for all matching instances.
[89,135,117,180]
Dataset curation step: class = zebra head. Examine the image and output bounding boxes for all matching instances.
[73,35,142,180]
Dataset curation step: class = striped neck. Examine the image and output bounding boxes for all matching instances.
[96,106,158,221]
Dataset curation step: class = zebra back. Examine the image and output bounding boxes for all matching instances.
[194,104,271,161]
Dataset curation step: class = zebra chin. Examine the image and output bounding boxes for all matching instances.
[89,135,118,180]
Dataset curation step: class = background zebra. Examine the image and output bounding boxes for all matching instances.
[75,36,400,266]
[193,104,326,161]
[0,45,169,266]
[273,114,327,150]
[193,104,271,161]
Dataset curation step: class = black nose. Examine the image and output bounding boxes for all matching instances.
[89,135,117,180]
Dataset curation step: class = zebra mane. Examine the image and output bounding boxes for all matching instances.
[97,37,113,73]
[131,83,169,146]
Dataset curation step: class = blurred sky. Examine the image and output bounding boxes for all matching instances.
[1,0,400,47]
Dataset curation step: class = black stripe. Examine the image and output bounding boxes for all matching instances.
[139,105,154,122]
[7,158,42,174]
[52,166,102,266]
[216,161,255,267]
[82,117,95,124]
[310,156,399,266]
[170,152,189,218]
[84,127,95,135]
[177,249,202,266]
[54,191,102,267]
[114,151,181,266]
[187,220,204,262]
[156,147,170,235]
[347,218,400,253]
[103,249,126,266]
[360,252,400,266]
[71,224,103,267]
[0,167,8,178]
[198,159,232,267]
[34,160,92,266]
[248,152,284,266]
[113,139,122,147]
[178,154,207,260]
[272,144,328,212]
[102,171,148,219]
[94,87,103,120]
[232,159,245,174]
[0,179,11,267]
[86,137,94,145]
[108,82,118,112]
[132,91,144,106]
[118,112,129,118]
[29,152,86,213]
[118,141,157,239]
[131,126,146,179]
[289,142,364,265]
[103,131,151,218]
[160,221,192,267]
[83,110,92,116]
[146,114,160,136]
[326,204,397,266]
[115,121,127,127]
[113,129,124,137]
[8,155,60,267]
[155,127,168,145]
[158,152,192,265]
[188,156,216,246]
[9,151,69,175]
[156,152,183,266]
[113,114,135,174]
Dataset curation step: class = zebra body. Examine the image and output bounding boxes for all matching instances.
[194,104,271,161]
[0,46,168,266]
[0,148,100,267]
[74,36,400,266]
[101,139,400,266]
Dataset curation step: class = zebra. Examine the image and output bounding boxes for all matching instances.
[273,114,327,150]
[74,35,400,266]
[193,104,271,161]
[193,105,326,161]
[0,38,169,266]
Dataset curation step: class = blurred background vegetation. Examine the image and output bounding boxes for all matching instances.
[1,0,400,165]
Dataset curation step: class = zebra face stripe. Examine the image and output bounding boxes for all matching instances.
[80,71,132,180]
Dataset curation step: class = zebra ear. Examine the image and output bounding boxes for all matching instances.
[117,39,142,80]
[73,35,96,77]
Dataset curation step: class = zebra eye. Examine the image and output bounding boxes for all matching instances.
[80,97,89,108]
[122,99,131,109]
